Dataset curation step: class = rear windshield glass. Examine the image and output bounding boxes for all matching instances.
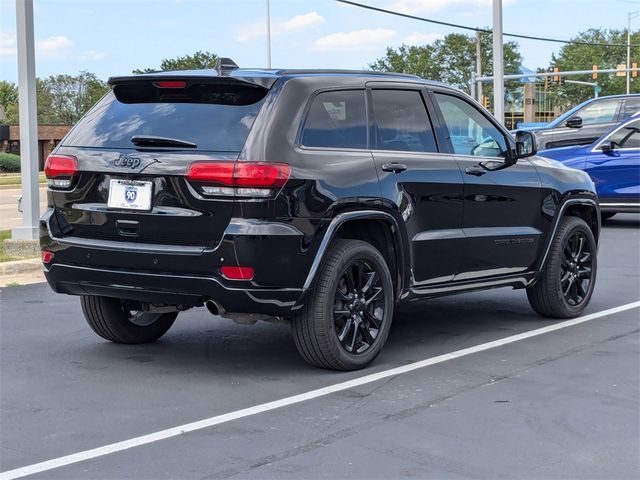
[62,82,267,151]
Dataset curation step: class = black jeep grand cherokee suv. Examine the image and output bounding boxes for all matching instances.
[41,64,599,370]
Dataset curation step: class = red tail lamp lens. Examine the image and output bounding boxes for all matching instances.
[42,250,54,264]
[44,155,77,178]
[220,266,254,281]
[185,162,290,188]
[154,81,187,89]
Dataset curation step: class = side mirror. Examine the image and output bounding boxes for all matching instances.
[565,116,582,128]
[600,140,615,154]
[514,130,537,159]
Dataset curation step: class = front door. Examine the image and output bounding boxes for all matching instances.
[369,88,464,287]
[431,91,543,281]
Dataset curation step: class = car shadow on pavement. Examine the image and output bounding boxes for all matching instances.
[71,289,542,377]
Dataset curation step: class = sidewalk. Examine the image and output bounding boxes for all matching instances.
[0,258,44,287]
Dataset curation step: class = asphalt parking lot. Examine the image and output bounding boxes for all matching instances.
[1,214,639,480]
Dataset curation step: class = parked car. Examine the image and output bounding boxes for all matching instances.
[525,94,640,150]
[539,116,640,219]
[41,62,600,370]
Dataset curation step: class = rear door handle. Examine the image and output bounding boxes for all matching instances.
[381,163,408,173]
[465,165,486,176]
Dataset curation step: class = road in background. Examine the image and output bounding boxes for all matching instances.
[0,187,47,231]
[1,214,638,479]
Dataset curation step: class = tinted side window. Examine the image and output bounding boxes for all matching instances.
[371,90,437,152]
[434,93,508,158]
[608,119,640,149]
[623,98,640,119]
[577,99,620,125]
[301,90,367,149]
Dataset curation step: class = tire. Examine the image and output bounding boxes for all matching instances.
[527,216,597,318]
[292,239,394,370]
[80,296,177,344]
[601,212,616,221]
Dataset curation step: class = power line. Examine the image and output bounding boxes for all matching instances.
[336,0,640,48]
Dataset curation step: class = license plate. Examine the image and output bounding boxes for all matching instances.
[107,179,153,211]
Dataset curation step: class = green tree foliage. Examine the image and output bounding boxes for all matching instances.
[133,51,219,74]
[0,80,18,122]
[549,28,640,107]
[370,32,522,94]
[3,72,109,125]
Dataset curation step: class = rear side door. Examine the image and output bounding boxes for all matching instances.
[430,91,543,281]
[544,98,622,149]
[587,118,640,203]
[369,87,464,286]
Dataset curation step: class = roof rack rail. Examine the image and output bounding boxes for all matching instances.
[216,57,239,76]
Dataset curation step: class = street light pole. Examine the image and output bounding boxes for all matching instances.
[628,11,640,95]
[266,0,272,68]
[492,0,504,124]
[13,0,39,241]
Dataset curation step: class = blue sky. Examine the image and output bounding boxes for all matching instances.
[0,0,636,83]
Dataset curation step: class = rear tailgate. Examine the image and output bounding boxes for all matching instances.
[48,76,269,252]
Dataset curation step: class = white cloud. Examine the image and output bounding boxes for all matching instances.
[81,50,106,61]
[0,32,16,58]
[402,32,443,45]
[313,29,397,51]
[388,0,514,14]
[36,35,73,58]
[282,12,324,31]
[236,11,325,42]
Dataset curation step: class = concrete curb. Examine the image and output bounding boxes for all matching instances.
[0,258,42,276]
[0,183,47,190]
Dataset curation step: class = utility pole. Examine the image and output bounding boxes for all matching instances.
[476,31,483,102]
[14,0,39,241]
[492,0,504,124]
[628,12,640,95]
[266,0,272,68]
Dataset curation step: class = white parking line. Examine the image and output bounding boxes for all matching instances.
[2,300,639,480]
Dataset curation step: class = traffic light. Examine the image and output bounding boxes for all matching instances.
[553,66,559,83]
[559,75,565,87]
[482,95,491,110]
[633,63,638,78]
[592,65,598,80]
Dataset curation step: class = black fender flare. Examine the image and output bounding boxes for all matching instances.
[299,210,408,303]
[533,196,599,282]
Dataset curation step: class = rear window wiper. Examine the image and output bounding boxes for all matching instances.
[131,135,197,148]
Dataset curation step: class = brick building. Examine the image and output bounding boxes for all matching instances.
[0,125,72,170]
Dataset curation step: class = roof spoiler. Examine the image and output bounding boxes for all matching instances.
[216,57,239,76]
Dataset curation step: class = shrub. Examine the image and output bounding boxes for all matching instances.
[0,153,20,172]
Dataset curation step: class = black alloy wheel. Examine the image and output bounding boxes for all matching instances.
[333,260,385,354]
[292,239,394,370]
[560,231,593,307]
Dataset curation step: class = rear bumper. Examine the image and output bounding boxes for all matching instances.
[44,263,303,315]
[40,208,317,316]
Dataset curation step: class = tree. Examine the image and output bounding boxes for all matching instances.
[133,51,219,74]
[4,72,109,125]
[0,80,18,122]
[549,28,640,108]
[370,32,522,94]
[38,72,109,124]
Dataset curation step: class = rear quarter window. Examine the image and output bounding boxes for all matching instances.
[300,90,367,149]
[62,82,267,152]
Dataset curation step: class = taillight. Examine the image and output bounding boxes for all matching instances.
[185,162,290,198]
[44,155,77,189]
[220,266,255,281]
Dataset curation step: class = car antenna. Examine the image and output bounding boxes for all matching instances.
[215,57,239,76]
